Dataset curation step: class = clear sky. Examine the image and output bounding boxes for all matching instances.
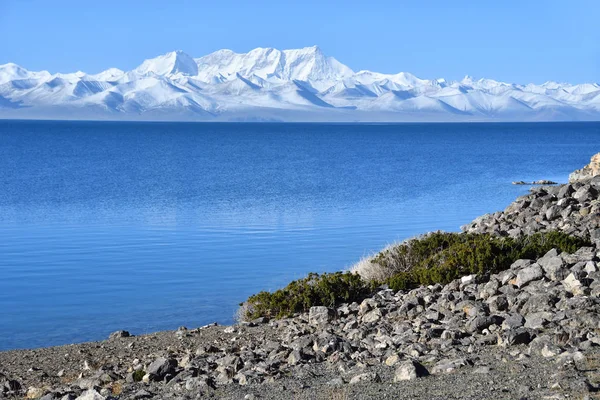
[1,0,598,84]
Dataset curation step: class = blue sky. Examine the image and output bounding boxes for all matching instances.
[1,0,598,84]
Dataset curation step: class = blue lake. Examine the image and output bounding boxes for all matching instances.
[1,120,600,350]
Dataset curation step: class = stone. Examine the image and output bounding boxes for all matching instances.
[545,206,561,221]
[573,186,597,202]
[27,387,46,399]
[569,153,600,182]
[584,261,597,273]
[393,360,429,381]
[131,390,153,399]
[287,350,305,366]
[524,312,552,330]
[563,273,586,295]
[502,313,525,330]
[558,184,575,198]
[185,377,211,392]
[466,315,503,333]
[108,330,130,340]
[499,328,533,346]
[362,308,383,323]
[39,394,60,400]
[327,377,345,386]
[308,306,333,326]
[217,355,243,372]
[358,298,378,315]
[3,379,21,393]
[384,353,401,366]
[514,264,544,287]
[479,280,499,300]
[431,358,470,374]
[147,357,177,381]
[349,372,381,384]
[74,390,105,400]
[472,366,491,374]
[487,295,508,312]
[538,256,567,281]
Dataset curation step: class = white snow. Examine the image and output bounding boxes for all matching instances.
[0,47,598,121]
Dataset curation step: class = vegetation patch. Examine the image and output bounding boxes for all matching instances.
[375,231,589,291]
[240,231,590,320]
[132,369,145,382]
[241,272,372,320]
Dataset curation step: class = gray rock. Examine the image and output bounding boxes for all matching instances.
[562,273,586,295]
[308,306,334,327]
[75,390,106,400]
[502,313,525,330]
[558,185,574,198]
[515,264,544,287]
[287,350,305,366]
[487,295,508,312]
[40,394,60,400]
[393,360,429,381]
[349,372,381,384]
[545,206,561,221]
[524,312,552,330]
[538,256,567,281]
[466,316,503,333]
[3,379,21,393]
[185,377,211,392]
[362,308,383,323]
[431,358,470,374]
[499,328,533,346]
[108,330,130,340]
[147,357,177,381]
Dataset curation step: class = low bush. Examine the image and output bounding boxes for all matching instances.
[241,231,590,320]
[241,272,371,320]
[382,231,590,291]
[132,369,145,382]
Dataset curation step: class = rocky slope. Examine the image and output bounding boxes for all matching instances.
[3,155,600,400]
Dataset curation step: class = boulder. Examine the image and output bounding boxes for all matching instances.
[108,330,130,340]
[147,357,177,381]
[349,372,381,384]
[569,153,600,182]
[308,306,333,326]
[393,360,429,381]
[74,391,106,400]
[514,265,544,287]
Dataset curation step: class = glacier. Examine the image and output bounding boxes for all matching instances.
[0,45,599,122]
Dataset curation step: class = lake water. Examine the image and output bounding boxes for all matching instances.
[1,120,599,350]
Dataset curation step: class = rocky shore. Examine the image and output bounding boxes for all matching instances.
[4,155,600,400]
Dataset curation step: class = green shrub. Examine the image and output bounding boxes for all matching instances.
[241,231,590,320]
[241,272,371,320]
[383,231,589,291]
[132,369,145,382]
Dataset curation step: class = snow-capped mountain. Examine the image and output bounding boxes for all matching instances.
[0,46,599,122]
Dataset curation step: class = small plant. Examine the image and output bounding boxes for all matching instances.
[241,272,371,320]
[132,369,145,382]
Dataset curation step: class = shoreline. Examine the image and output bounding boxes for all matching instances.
[3,155,600,399]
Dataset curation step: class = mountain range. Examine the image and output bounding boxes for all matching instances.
[1,46,599,122]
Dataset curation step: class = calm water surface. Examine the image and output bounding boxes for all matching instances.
[1,121,600,350]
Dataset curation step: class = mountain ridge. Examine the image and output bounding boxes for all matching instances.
[0,46,599,122]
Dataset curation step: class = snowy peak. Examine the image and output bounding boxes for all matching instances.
[0,46,599,121]
[195,46,353,86]
[134,50,198,77]
[281,45,354,83]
